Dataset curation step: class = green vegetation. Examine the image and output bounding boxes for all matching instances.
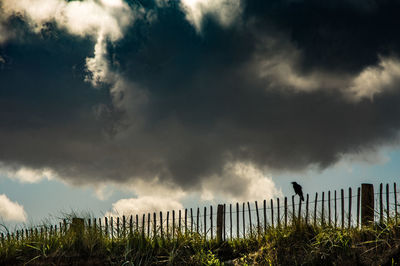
[1,218,400,265]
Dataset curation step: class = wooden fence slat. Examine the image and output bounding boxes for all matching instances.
[263,200,267,232]
[142,214,145,238]
[348,187,352,229]
[185,208,188,235]
[129,215,133,236]
[123,216,126,237]
[292,195,295,222]
[285,197,288,227]
[271,199,274,228]
[153,212,157,238]
[334,190,337,227]
[237,202,240,238]
[277,198,281,227]
[321,192,325,226]
[99,219,102,236]
[147,213,150,237]
[167,211,169,238]
[243,202,246,237]
[247,202,252,237]
[172,210,175,239]
[224,204,226,241]
[160,211,163,239]
[341,189,345,228]
[230,204,233,239]
[111,217,114,239]
[136,214,139,233]
[298,196,302,223]
[380,183,383,224]
[197,208,200,234]
[204,207,207,240]
[314,193,318,226]
[255,201,260,235]
[210,206,213,239]
[357,187,360,228]
[190,208,193,233]
[395,183,398,224]
[361,183,374,226]
[306,194,309,225]
[179,210,182,235]
[116,217,119,238]
[328,191,331,226]
[386,183,390,224]
[217,204,224,243]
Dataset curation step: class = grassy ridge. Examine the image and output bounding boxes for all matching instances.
[1,218,400,265]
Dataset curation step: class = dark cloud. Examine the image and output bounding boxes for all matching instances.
[1,0,400,190]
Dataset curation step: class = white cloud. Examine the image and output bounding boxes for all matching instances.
[1,0,135,96]
[107,196,183,216]
[254,35,400,101]
[347,57,400,100]
[107,176,186,216]
[179,0,242,32]
[0,194,27,222]
[200,162,283,202]
[1,165,55,183]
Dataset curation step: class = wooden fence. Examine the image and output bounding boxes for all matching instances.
[1,183,399,244]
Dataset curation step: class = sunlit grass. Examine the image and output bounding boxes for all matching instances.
[1,216,400,265]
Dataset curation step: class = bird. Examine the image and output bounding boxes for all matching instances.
[291,182,304,201]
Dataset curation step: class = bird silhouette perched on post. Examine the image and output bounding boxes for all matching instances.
[291,182,304,201]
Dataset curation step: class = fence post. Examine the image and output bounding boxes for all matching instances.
[361,183,374,227]
[334,190,337,228]
[217,204,224,244]
[71,218,84,241]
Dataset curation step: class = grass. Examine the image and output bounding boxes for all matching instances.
[1,216,400,265]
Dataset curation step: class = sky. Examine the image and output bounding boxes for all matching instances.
[1,0,400,229]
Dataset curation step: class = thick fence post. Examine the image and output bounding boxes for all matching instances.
[71,218,84,241]
[217,204,224,244]
[361,184,374,227]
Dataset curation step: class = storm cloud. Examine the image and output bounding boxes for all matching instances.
[1,0,400,195]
